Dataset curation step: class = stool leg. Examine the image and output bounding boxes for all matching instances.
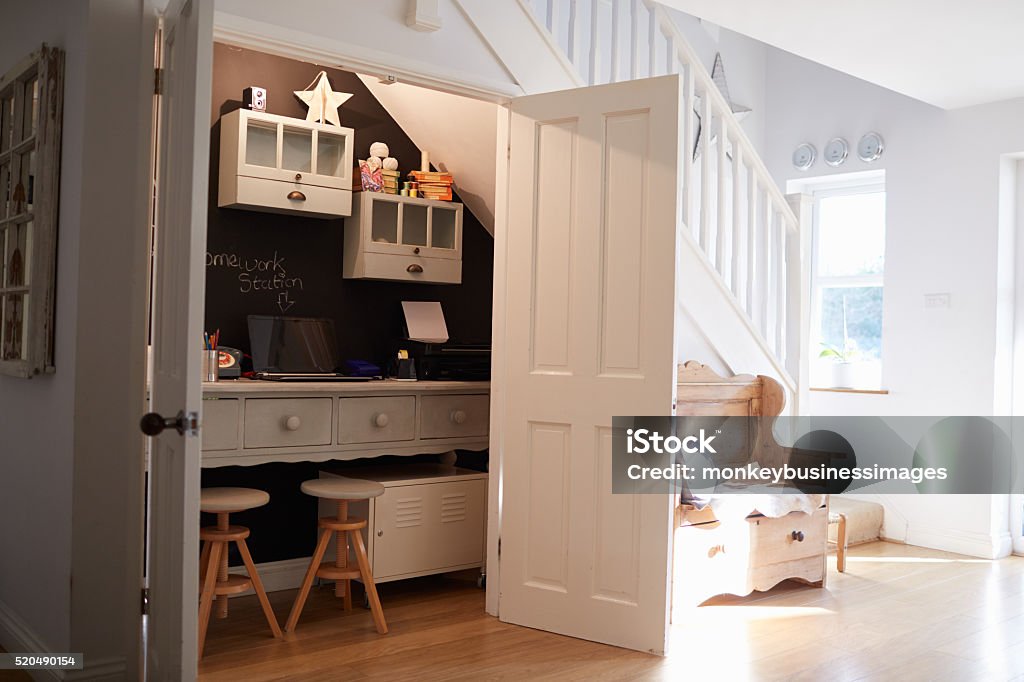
[215,513,230,619]
[199,541,211,586]
[837,514,848,573]
[198,541,223,659]
[236,538,282,640]
[351,527,387,634]
[285,527,333,633]
[334,500,351,609]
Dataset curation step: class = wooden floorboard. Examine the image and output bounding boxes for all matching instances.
[199,543,1024,681]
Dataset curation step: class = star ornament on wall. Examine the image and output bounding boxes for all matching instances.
[294,71,353,126]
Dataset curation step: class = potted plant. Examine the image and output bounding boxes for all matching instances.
[819,340,862,388]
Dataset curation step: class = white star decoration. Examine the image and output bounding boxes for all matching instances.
[294,71,352,127]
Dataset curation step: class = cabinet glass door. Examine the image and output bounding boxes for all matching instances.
[244,119,277,168]
[370,199,399,245]
[281,126,313,173]
[403,203,428,246]
[316,131,347,177]
[431,206,458,250]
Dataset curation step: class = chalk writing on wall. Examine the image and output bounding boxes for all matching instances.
[206,250,304,312]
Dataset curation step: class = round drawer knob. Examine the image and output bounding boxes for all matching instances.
[284,415,302,431]
[373,413,389,428]
[451,410,468,425]
[377,530,384,537]
[791,530,805,542]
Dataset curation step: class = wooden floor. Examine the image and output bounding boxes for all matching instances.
[196,541,1024,681]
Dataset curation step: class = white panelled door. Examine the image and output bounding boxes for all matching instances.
[145,0,213,679]
[498,75,681,654]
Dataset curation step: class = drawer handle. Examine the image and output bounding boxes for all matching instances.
[791,530,805,542]
[373,413,390,428]
[450,410,468,425]
[708,544,725,558]
[284,415,302,431]
[287,190,306,201]
[407,264,424,273]
[377,530,384,537]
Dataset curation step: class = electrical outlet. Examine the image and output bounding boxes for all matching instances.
[924,293,951,308]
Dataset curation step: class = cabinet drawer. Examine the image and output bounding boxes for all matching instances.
[372,478,486,579]
[228,175,352,218]
[202,399,239,451]
[338,396,415,444]
[420,394,489,439]
[748,507,827,567]
[348,251,462,284]
[243,398,332,448]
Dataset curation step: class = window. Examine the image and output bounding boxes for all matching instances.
[0,45,63,377]
[810,181,886,389]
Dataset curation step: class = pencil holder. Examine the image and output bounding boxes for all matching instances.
[203,349,219,382]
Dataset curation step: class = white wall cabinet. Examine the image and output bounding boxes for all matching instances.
[343,191,463,283]
[218,108,354,218]
[320,464,487,583]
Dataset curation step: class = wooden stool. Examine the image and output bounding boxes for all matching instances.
[198,487,282,658]
[285,477,388,635]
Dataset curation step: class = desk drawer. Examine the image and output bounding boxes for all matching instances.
[420,394,489,439]
[338,396,415,444]
[748,508,827,567]
[202,399,239,451]
[244,398,332,448]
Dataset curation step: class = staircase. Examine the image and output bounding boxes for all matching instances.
[512,0,808,406]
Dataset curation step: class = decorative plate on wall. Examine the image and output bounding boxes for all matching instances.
[824,137,849,167]
[792,142,817,171]
[857,131,885,162]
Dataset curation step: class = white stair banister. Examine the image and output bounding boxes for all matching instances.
[520,0,805,402]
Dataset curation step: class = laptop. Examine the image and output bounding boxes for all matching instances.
[247,315,374,382]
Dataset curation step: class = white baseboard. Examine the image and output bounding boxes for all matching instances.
[228,557,310,595]
[905,525,1012,559]
[0,597,63,681]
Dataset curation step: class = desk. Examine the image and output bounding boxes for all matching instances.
[201,379,490,467]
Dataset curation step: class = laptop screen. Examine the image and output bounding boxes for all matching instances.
[247,315,341,373]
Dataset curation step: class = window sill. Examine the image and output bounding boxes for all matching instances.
[810,387,890,395]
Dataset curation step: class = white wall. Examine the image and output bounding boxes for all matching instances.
[214,0,518,97]
[762,48,1024,557]
[0,0,88,655]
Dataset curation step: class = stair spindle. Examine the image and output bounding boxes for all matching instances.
[775,210,786,358]
[716,117,728,276]
[699,93,713,252]
[746,166,757,317]
[589,0,600,84]
[731,144,743,298]
[630,0,641,80]
[567,0,581,67]
[610,0,622,82]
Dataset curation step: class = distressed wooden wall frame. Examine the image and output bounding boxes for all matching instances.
[0,44,63,377]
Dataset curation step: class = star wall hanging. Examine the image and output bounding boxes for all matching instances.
[294,71,353,127]
[693,53,751,161]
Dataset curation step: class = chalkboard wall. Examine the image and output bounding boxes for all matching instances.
[205,43,494,367]
[201,45,493,564]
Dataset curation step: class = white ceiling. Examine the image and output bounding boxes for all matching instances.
[661,0,1024,109]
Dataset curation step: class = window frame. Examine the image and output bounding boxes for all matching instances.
[0,45,63,378]
[809,180,887,381]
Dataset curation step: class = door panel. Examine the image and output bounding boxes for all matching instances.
[498,76,681,654]
[146,0,213,679]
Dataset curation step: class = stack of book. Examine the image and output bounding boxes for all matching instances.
[408,170,454,201]
[381,168,401,195]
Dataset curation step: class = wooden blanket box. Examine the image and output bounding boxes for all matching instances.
[672,361,828,612]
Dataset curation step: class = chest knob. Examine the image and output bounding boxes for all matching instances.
[373,413,390,428]
[284,415,302,431]
[451,410,468,425]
